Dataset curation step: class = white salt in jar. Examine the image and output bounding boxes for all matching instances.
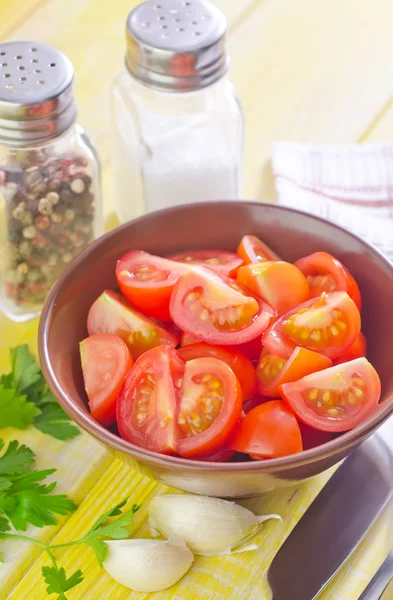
[111,0,244,222]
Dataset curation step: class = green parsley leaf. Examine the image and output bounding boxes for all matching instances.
[79,501,140,566]
[6,487,76,531]
[0,439,76,532]
[42,565,83,600]
[84,537,108,568]
[11,345,42,395]
[34,403,80,441]
[0,440,35,476]
[0,515,10,532]
[0,345,80,441]
[0,385,41,430]
[89,497,129,531]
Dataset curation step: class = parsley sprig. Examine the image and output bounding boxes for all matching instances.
[0,437,140,599]
[0,345,79,440]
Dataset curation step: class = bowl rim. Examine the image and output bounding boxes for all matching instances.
[39,200,393,472]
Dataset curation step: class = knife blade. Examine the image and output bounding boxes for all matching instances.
[357,550,393,600]
[267,420,393,600]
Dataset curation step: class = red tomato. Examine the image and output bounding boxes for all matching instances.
[237,261,309,315]
[117,347,242,458]
[334,332,367,365]
[178,357,243,458]
[237,235,280,264]
[178,342,257,400]
[229,400,303,458]
[116,250,186,322]
[280,358,381,432]
[87,290,179,360]
[299,422,335,450]
[80,334,133,426]
[169,249,243,277]
[263,291,361,360]
[117,346,184,454]
[257,347,332,397]
[170,267,276,345]
[295,252,362,310]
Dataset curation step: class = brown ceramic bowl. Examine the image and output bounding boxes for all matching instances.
[39,201,393,498]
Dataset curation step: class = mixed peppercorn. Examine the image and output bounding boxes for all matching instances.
[2,149,96,310]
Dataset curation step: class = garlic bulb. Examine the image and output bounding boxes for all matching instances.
[103,539,194,592]
[149,494,281,556]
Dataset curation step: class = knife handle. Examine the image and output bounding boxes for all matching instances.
[358,551,393,600]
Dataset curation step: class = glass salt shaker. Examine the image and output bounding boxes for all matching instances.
[0,41,102,322]
[111,0,244,222]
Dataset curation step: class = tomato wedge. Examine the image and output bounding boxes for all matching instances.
[117,346,184,454]
[295,252,362,310]
[229,400,303,458]
[280,358,381,432]
[237,261,309,315]
[169,249,243,277]
[116,250,186,322]
[334,332,367,365]
[237,235,280,264]
[257,347,332,397]
[178,357,242,458]
[87,290,179,360]
[80,334,133,426]
[178,342,257,400]
[263,291,361,360]
[170,267,276,345]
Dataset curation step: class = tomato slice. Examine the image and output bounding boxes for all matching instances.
[257,347,332,397]
[169,249,243,277]
[170,267,276,345]
[117,346,184,454]
[295,252,362,310]
[80,334,133,426]
[116,250,186,322]
[237,235,280,264]
[229,400,303,458]
[263,291,361,360]
[87,290,179,360]
[334,332,367,365]
[237,261,309,315]
[299,422,335,450]
[177,357,242,458]
[280,358,381,432]
[178,342,257,400]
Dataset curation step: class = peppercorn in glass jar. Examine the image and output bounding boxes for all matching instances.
[0,42,102,321]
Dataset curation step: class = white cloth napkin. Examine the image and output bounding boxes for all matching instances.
[271,142,393,260]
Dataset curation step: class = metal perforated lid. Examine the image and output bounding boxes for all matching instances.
[0,41,77,147]
[126,0,228,92]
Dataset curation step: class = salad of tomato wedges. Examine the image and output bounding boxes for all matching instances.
[79,236,381,462]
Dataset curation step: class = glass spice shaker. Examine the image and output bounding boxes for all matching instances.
[0,41,102,322]
[111,0,244,222]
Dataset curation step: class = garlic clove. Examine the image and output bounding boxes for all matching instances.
[103,538,194,592]
[149,494,279,556]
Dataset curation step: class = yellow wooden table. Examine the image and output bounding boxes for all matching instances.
[2,0,393,598]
